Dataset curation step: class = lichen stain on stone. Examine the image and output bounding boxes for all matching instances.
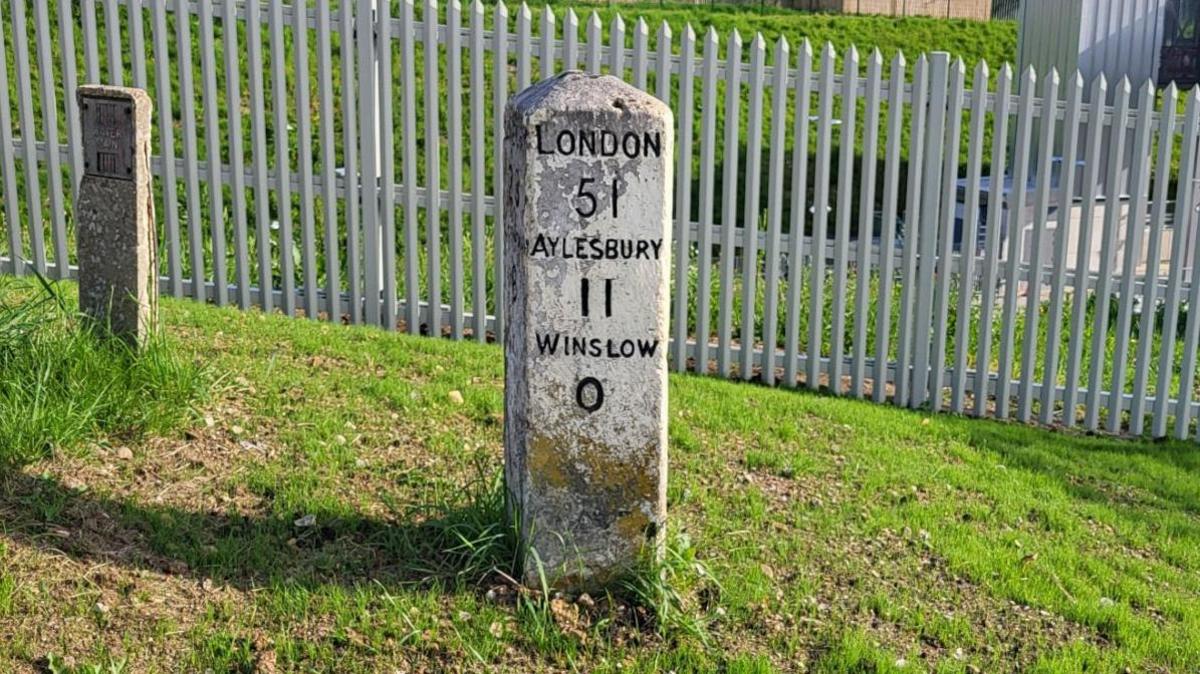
[614,508,652,544]
[527,433,659,505]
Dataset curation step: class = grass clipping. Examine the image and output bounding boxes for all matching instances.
[0,275,208,465]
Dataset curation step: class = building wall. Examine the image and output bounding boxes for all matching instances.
[1017,0,1166,94]
[795,0,993,20]
[1077,0,1165,86]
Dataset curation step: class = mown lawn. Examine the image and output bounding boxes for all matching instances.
[0,278,1197,673]
[539,1,1016,70]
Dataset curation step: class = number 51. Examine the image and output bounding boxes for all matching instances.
[575,177,620,219]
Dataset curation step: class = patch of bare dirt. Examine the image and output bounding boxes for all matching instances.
[0,517,252,672]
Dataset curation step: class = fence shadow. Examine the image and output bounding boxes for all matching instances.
[0,471,513,591]
[959,422,1200,521]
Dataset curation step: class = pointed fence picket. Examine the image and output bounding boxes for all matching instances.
[694,28,718,377]
[995,67,1037,419]
[717,29,742,380]
[974,65,1012,418]
[872,51,905,404]
[128,0,147,90]
[1108,83,1157,433]
[198,0,228,307]
[564,9,578,72]
[739,34,766,382]
[291,0,319,316]
[34,0,68,279]
[895,55,929,407]
[316,0,340,320]
[470,0,487,341]
[1039,73,1084,425]
[448,0,465,340]
[1087,81,1133,431]
[104,0,122,86]
[632,18,647,90]
[340,0,360,325]
[1017,69,1059,422]
[3,0,1200,443]
[783,38,812,390]
[1130,86,1177,435]
[225,0,252,311]
[851,50,882,400]
[829,46,858,396]
[928,58,965,413]
[62,0,84,201]
[379,0,397,329]
[178,0,204,302]
[586,12,600,75]
[425,0,443,336]
[761,37,790,387]
[910,52,948,410]
[246,0,272,311]
[672,25,695,374]
[1062,75,1106,425]
[11,0,45,276]
[540,7,554,82]
[0,0,19,278]
[808,44,836,392]
[403,0,421,333]
[1160,91,1200,437]
[610,16,625,78]
[951,61,989,414]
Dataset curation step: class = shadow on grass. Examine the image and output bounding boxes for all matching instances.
[958,421,1200,521]
[0,471,515,591]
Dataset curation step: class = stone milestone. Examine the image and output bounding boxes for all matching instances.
[75,85,157,347]
[503,72,674,589]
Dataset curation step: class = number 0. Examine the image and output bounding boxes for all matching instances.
[576,377,604,412]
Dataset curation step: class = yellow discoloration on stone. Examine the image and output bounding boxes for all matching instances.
[527,435,571,489]
[614,509,652,542]
[528,434,659,499]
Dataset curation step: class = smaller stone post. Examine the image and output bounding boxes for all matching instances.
[75,85,157,347]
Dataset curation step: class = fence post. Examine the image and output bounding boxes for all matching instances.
[426,0,444,336]
[911,52,949,409]
[0,0,22,277]
[359,0,383,326]
[1187,151,1200,282]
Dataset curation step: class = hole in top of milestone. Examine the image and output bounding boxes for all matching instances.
[612,98,626,110]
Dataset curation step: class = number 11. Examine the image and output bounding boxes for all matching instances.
[581,278,613,318]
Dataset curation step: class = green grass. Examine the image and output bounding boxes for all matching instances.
[0,284,1197,672]
[541,1,1016,70]
[0,276,209,466]
[44,652,130,674]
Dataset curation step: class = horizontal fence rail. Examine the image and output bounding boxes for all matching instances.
[3,0,1200,442]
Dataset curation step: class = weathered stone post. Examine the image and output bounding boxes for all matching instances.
[504,72,674,589]
[75,85,157,347]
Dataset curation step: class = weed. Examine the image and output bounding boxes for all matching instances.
[44,652,130,674]
[0,278,209,465]
[384,462,516,586]
[618,530,719,644]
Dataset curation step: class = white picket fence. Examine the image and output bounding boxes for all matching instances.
[3,0,1200,441]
